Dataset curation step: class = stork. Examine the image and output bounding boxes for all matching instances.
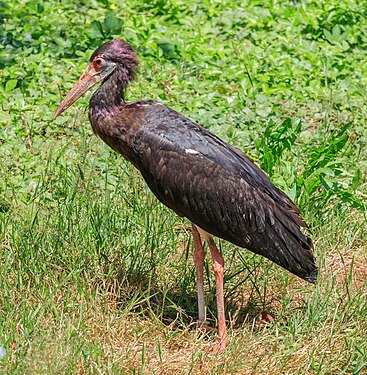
[54,39,317,350]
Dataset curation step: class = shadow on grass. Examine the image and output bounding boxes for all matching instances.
[100,263,293,335]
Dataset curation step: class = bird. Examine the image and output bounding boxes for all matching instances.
[54,38,317,351]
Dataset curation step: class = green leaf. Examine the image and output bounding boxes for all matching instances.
[257,118,302,176]
[103,11,123,36]
[89,20,104,39]
[5,79,17,92]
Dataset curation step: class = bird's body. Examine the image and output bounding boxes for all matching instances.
[90,99,316,281]
[55,39,317,350]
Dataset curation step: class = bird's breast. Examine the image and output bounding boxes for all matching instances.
[88,108,142,166]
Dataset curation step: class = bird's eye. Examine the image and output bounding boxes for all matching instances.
[93,58,104,69]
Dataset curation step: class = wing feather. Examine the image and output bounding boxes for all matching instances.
[127,103,317,282]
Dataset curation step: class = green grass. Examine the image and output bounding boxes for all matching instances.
[1,0,367,373]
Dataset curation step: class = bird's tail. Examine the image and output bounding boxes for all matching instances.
[245,212,318,283]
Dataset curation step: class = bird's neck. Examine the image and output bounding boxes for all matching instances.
[89,66,130,120]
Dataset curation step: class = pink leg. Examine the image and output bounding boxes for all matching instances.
[191,224,206,324]
[207,237,228,350]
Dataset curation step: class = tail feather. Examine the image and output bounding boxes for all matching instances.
[243,215,317,283]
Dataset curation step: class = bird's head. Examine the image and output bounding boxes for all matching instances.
[54,39,138,118]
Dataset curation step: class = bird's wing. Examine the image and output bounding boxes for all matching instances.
[131,103,316,282]
[133,104,303,225]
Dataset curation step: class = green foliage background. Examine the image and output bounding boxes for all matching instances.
[1,0,367,373]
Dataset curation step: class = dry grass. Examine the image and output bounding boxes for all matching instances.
[3,227,367,374]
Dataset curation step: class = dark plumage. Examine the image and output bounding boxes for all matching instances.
[55,38,317,350]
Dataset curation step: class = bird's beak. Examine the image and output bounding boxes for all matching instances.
[54,62,115,118]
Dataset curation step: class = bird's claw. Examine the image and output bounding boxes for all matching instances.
[193,321,217,333]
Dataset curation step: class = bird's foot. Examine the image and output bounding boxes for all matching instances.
[194,320,217,333]
[201,336,228,353]
[259,310,274,326]
[213,335,228,352]
[193,321,228,352]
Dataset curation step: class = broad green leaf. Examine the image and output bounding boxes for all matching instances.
[5,79,17,92]
[103,11,123,36]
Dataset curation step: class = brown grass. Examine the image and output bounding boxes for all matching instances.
[3,223,367,374]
